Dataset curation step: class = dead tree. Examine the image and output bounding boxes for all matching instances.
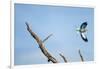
[78,49,84,62]
[25,22,86,63]
[26,22,58,63]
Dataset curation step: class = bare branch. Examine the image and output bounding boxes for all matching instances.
[59,53,67,63]
[78,49,84,62]
[26,22,58,63]
[43,34,53,43]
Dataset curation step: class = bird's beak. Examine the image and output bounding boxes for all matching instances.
[76,28,80,31]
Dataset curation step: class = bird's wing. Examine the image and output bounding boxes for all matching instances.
[80,22,87,29]
[80,33,88,42]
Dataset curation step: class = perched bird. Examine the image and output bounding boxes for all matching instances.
[76,22,88,42]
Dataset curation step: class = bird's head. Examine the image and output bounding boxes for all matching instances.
[76,28,80,31]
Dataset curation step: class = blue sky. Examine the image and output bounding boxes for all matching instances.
[14,3,94,65]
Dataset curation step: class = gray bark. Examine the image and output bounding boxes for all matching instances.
[26,22,58,63]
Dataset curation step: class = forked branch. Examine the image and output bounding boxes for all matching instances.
[26,22,58,63]
[43,34,53,43]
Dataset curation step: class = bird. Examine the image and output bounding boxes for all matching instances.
[76,22,88,42]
